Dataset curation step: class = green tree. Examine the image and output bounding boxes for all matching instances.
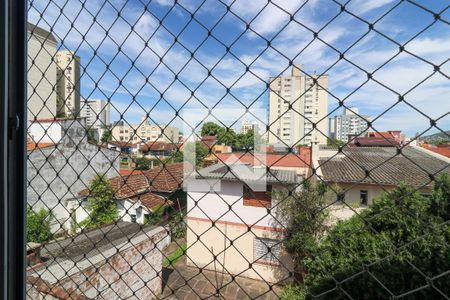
[27,207,53,243]
[145,205,165,225]
[276,181,334,282]
[80,174,118,229]
[327,138,345,147]
[135,157,152,170]
[201,121,223,136]
[87,128,98,143]
[296,175,450,299]
[217,127,237,146]
[101,130,112,143]
[182,141,209,168]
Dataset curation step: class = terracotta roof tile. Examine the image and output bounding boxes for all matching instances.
[79,162,193,198]
[215,152,311,168]
[129,192,173,211]
[27,143,56,151]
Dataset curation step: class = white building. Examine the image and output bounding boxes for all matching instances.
[111,117,180,143]
[80,99,110,128]
[268,65,329,146]
[241,120,260,135]
[185,164,298,283]
[329,108,370,142]
[55,50,81,117]
[27,23,57,122]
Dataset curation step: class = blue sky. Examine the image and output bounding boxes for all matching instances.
[28,0,449,137]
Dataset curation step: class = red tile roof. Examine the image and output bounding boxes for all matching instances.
[421,144,450,158]
[27,142,56,151]
[352,137,401,147]
[138,141,178,152]
[30,118,68,123]
[79,162,193,199]
[214,152,311,168]
[129,192,173,211]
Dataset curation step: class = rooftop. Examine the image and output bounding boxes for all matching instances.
[79,162,193,198]
[319,146,450,187]
[27,22,57,43]
[215,152,311,168]
[196,163,300,185]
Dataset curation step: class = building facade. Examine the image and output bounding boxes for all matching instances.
[186,164,297,283]
[111,117,180,143]
[27,23,57,122]
[80,98,110,128]
[241,120,260,135]
[329,108,371,142]
[268,65,329,146]
[27,118,121,232]
[55,50,81,117]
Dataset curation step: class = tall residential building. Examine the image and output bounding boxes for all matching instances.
[329,108,371,142]
[80,99,110,128]
[268,65,329,146]
[241,120,260,135]
[55,50,81,117]
[111,117,180,143]
[27,23,57,122]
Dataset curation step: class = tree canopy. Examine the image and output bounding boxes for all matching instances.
[283,173,450,299]
[201,122,223,137]
[27,207,53,243]
[80,174,118,229]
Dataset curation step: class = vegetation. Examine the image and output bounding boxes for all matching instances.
[327,138,345,147]
[87,128,98,143]
[200,121,263,151]
[27,207,53,243]
[80,174,118,229]
[178,141,209,168]
[201,121,223,136]
[169,212,186,239]
[135,157,152,170]
[144,205,165,225]
[282,173,450,299]
[100,130,113,143]
[163,243,187,267]
[276,181,334,281]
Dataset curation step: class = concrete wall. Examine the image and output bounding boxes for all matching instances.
[28,121,62,143]
[187,180,285,228]
[27,119,120,232]
[186,218,293,283]
[28,30,57,122]
[28,227,170,299]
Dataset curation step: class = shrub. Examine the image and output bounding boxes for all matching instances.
[27,207,53,243]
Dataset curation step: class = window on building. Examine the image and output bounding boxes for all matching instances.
[254,237,281,264]
[243,185,272,208]
[131,214,137,223]
[360,190,368,205]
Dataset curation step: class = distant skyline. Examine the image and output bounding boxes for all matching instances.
[28,0,449,137]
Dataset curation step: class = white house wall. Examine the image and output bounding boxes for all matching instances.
[187,180,285,229]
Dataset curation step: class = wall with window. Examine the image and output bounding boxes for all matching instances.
[186,179,293,282]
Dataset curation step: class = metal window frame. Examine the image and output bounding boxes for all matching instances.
[0,0,27,298]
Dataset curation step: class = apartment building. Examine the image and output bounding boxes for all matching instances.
[27,23,57,122]
[55,50,81,117]
[268,65,329,146]
[241,120,260,134]
[80,98,110,128]
[111,117,180,143]
[329,107,371,142]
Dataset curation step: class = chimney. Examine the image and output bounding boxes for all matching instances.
[298,145,312,164]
